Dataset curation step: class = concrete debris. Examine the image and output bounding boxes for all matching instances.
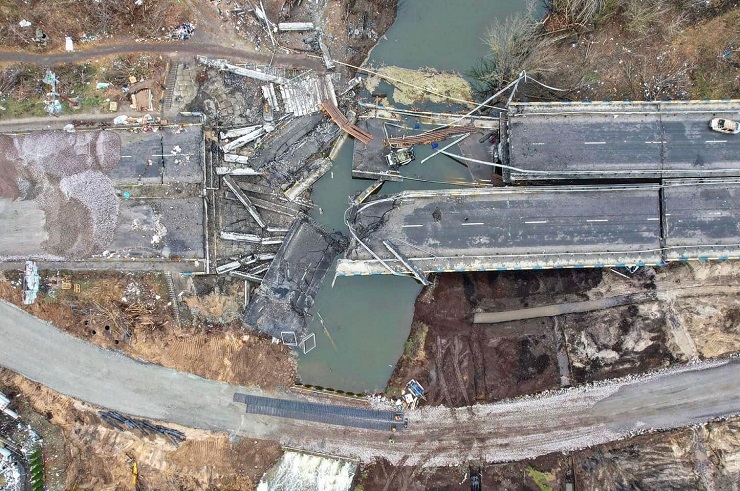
[215,166,262,176]
[220,125,262,140]
[243,218,347,340]
[280,74,337,117]
[284,158,333,202]
[198,56,288,84]
[222,175,266,228]
[222,124,273,153]
[261,83,281,113]
[215,260,242,275]
[278,22,316,32]
[222,154,251,164]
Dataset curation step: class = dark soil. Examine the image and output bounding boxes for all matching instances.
[357,452,567,491]
[564,302,682,383]
[387,270,604,406]
[575,429,702,491]
[389,267,685,406]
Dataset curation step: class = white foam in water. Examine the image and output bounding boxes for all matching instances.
[257,451,356,491]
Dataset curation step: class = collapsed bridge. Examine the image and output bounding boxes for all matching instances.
[336,179,740,277]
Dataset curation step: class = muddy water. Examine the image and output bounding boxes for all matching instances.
[369,0,534,76]
[297,0,533,392]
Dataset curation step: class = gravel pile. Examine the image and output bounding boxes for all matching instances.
[0,130,123,258]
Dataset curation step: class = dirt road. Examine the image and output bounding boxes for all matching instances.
[1,299,739,465]
[0,42,322,70]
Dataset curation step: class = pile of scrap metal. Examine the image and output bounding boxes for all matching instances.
[215,252,276,283]
[0,391,19,419]
[98,411,186,447]
[22,261,40,305]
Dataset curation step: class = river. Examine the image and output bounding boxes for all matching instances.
[296,0,534,392]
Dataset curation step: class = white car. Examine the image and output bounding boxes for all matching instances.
[710,118,740,134]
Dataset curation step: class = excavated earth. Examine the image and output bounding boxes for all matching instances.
[356,416,740,491]
[388,262,739,407]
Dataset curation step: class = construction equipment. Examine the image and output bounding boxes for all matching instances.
[126,453,139,489]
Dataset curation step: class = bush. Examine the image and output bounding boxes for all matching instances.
[470,7,562,96]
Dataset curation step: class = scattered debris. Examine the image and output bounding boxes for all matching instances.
[98,411,186,447]
[22,261,39,306]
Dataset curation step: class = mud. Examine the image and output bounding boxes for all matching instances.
[387,271,600,406]
[575,429,702,490]
[390,263,740,406]
[357,452,567,491]
[357,417,740,491]
[563,302,682,383]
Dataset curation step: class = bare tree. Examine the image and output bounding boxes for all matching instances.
[471,6,563,96]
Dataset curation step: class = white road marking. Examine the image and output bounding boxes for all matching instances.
[525,220,548,224]
[705,140,727,143]
[461,222,484,226]
[586,219,609,222]
[646,218,660,221]
[121,155,133,158]
[402,224,423,228]
[584,141,606,145]
[531,142,546,146]
[644,141,662,144]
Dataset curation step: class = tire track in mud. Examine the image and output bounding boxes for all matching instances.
[452,336,471,406]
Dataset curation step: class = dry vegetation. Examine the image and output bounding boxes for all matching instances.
[0,0,191,50]
[0,271,297,390]
[472,0,740,101]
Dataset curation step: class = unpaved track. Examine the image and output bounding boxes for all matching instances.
[1,299,739,465]
[0,43,322,70]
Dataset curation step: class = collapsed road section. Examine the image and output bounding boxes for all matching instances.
[243,218,346,345]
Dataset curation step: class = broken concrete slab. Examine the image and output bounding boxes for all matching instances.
[243,218,347,341]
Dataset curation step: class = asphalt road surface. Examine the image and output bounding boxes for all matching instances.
[342,186,664,274]
[2,299,740,465]
[506,101,740,181]
[663,179,740,260]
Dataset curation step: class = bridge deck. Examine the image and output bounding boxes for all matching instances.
[337,181,740,277]
[504,100,740,182]
[663,178,740,261]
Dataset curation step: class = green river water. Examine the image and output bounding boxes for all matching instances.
[296,0,533,392]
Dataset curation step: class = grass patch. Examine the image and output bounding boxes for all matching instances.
[527,467,555,491]
[402,322,428,361]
